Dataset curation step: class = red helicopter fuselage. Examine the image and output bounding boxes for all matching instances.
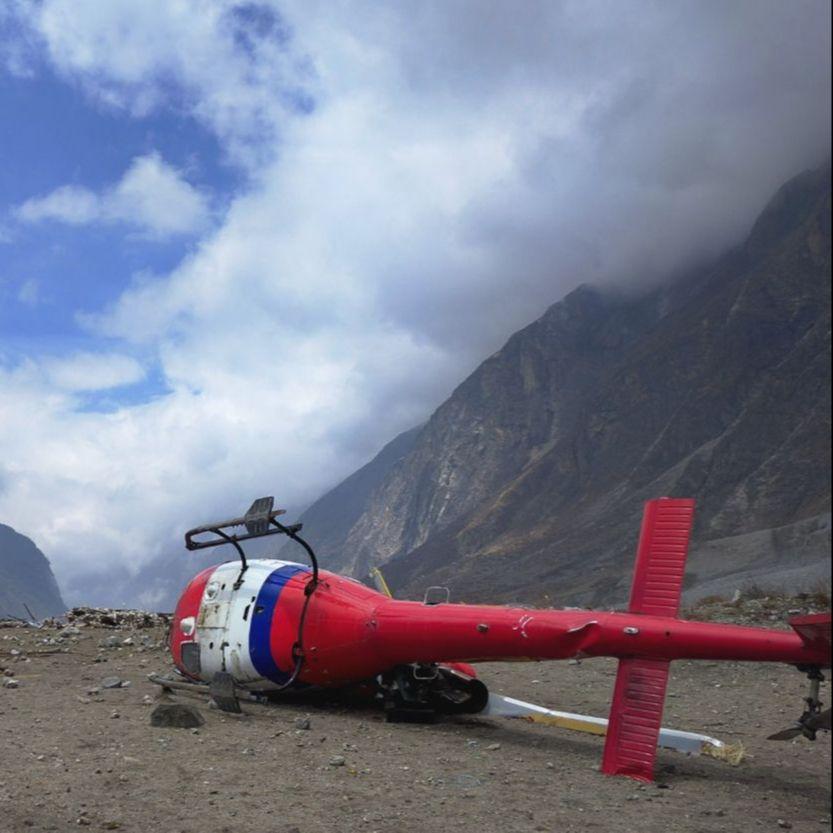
[171,561,827,688]
[169,497,831,782]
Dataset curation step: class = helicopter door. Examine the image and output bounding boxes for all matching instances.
[196,564,238,677]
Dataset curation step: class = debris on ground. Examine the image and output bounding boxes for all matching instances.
[65,607,171,630]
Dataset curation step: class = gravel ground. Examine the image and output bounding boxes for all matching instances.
[0,610,830,833]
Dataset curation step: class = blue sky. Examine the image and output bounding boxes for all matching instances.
[0,0,829,607]
[0,57,237,377]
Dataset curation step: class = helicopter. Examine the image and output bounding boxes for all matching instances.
[162,496,831,783]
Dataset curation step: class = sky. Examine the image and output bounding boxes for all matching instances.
[0,0,830,608]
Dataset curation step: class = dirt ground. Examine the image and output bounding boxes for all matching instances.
[1,614,830,833]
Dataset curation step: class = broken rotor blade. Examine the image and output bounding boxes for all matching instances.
[482,693,730,758]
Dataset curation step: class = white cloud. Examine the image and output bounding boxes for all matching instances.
[15,153,211,238]
[16,278,40,306]
[21,0,314,167]
[16,186,99,225]
[42,352,146,391]
[0,0,829,605]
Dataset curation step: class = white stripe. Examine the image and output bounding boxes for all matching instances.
[195,559,304,691]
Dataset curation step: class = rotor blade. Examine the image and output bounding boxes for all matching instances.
[767,724,804,741]
[370,567,394,599]
[767,709,831,741]
[482,693,728,756]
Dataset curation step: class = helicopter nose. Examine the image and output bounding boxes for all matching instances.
[170,565,217,678]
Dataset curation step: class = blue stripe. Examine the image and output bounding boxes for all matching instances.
[249,564,310,684]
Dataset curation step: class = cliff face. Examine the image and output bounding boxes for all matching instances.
[279,425,423,570]
[298,165,832,606]
[0,524,66,620]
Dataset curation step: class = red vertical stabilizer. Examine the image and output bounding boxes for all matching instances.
[602,498,695,781]
[627,497,695,618]
[601,657,671,781]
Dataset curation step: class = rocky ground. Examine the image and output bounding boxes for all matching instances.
[0,597,830,833]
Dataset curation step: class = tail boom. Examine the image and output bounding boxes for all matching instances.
[369,603,828,668]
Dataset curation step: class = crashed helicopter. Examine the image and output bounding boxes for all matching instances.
[161,496,831,783]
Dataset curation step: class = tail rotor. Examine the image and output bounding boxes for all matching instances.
[768,666,830,741]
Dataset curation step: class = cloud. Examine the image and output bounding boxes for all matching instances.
[0,0,829,605]
[41,352,146,391]
[14,153,211,238]
[16,278,40,306]
[20,0,315,167]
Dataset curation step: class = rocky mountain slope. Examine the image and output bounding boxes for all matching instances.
[0,524,66,620]
[280,425,423,569]
[296,164,831,607]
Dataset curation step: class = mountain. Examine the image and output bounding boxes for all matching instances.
[0,524,66,620]
[279,425,423,568]
[297,164,831,607]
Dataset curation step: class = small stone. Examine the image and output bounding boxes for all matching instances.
[2,678,19,689]
[150,703,205,729]
[777,822,792,830]
[329,755,346,766]
[485,743,501,751]
[110,711,120,719]
[101,676,125,689]
[295,717,311,730]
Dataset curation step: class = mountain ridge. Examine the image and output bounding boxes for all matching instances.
[293,163,830,606]
[0,524,66,620]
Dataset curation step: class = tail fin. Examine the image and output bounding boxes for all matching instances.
[601,658,671,781]
[628,497,695,617]
[602,498,696,781]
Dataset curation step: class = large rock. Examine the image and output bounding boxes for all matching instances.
[149,703,205,729]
